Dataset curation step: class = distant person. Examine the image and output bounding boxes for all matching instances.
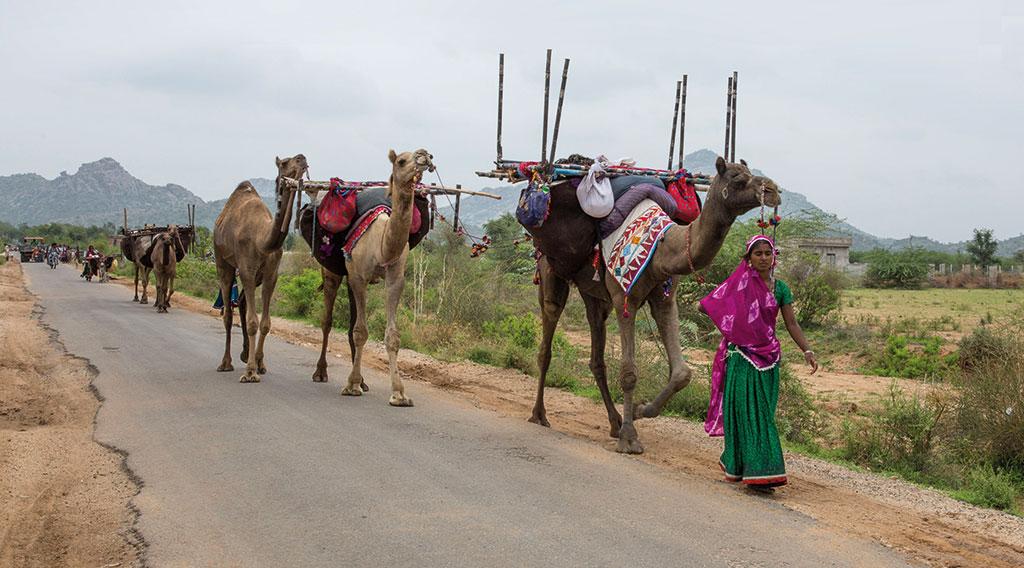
[81,246,101,278]
[700,235,818,491]
[47,243,60,269]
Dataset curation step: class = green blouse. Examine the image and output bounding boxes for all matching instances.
[774,279,793,307]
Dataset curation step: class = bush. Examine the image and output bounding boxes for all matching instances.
[777,364,821,445]
[467,346,495,365]
[778,252,844,328]
[864,254,929,289]
[483,314,539,350]
[869,335,955,380]
[842,385,945,473]
[954,326,1024,470]
[952,465,1020,511]
[276,268,322,319]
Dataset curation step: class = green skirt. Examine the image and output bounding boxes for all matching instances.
[719,349,787,487]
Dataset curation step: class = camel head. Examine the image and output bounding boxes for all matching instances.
[710,156,781,217]
[388,148,435,192]
[275,154,309,181]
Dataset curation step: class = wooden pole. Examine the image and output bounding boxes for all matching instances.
[668,80,681,170]
[123,208,128,233]
[497,53,504,163]
[454,191,462,234]
[724,76,733,161]
[730,71,738,163]
[541,49,551,165]
[429,194,436,229]
[679,74,687,169]
[548,58,570,166]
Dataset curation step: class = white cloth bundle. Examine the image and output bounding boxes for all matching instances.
[576,156,614,218]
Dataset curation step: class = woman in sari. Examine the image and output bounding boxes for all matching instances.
[700,235,818,489]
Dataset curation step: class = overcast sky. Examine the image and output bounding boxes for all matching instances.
[1,0,1021,242]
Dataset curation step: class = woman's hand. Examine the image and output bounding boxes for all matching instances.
[804,350,819,375]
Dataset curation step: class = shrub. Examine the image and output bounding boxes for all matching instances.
[483,314,539,350]
[842,385,945,473]
[778,252,845,328]
[869,335,955,380]
[864,255,929,289]
[952,465,1020,512]
[275,268,322,319]
[467,346,495,365]
[777,364,821,445]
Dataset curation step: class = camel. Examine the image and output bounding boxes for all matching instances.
[309,148,434,406]
[121,232,154,303]
[214,155,305,382]
[526,157,781,454]
[151,228,178,313]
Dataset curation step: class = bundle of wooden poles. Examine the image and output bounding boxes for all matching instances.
[121,205,198,254]
[475,50,742,193]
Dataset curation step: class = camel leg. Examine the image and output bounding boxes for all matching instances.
[312,269,342,382]
[238,274,260,383]
[341,275,368,397]
[384,262,412,407]
[133,264,140,302]
[614,297,644,454]
[140,267,151,304]
[254,272,277,375]
[530,261,569,427]
[155,277,165,312]
[346,281,366,391]
[581,293,622,438]
[636,286,693,419]
[216,265,235,372]
[166,273,174,308]
[238,293,249,364]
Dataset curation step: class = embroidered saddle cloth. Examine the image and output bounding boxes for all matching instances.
[601,199,675,295]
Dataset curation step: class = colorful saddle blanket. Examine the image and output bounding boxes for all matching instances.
[601,199,675,296]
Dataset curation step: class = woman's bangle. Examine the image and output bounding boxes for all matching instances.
[804,350,815,356]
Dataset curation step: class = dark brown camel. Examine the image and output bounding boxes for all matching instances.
[527,157,781,454]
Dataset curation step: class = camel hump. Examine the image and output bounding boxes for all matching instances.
[233,181,256,194]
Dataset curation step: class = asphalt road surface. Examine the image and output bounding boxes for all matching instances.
[25,264,912,567]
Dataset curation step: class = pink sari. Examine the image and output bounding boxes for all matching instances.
[700,236,781,436]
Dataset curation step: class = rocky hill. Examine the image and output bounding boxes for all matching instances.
[2,156,1021,256]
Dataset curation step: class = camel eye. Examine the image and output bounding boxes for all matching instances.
[398,159,407,166]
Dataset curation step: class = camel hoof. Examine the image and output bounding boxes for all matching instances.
[132,298,139,303]
[527,414,550,428]
[341,385,363,396]
[312,370,329,382]
[615,438,644,454]
[360,382,369,392]
[257,366,267,375]
[140,299,148,305]
[239,372,260,383]
[389,394,414,407]
[217,362,234,372]
[239,351,249,364]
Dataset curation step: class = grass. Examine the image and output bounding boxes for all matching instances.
[844,288,1024,335]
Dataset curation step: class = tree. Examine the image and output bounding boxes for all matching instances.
[965,228,998,269]
[1013,249,1024,265]
[482,213,534,273]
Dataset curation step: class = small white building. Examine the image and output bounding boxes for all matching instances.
[786,237,853,270]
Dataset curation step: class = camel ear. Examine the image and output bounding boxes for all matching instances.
[275,156,282,167]
[715,156,727,176]
[740,159,748,168]
[388,149,398,164]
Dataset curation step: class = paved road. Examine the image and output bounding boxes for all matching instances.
[25,264,911,567]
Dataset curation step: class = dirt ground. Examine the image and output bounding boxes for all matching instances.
[0,262,140,567]
[121,278,1024,568]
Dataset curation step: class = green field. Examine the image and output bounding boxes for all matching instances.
[843,288,1024,335]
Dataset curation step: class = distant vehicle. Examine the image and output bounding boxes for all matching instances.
[19,237,45,263]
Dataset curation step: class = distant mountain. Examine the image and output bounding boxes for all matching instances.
[0,158,201,228]
[2,155,1021,256]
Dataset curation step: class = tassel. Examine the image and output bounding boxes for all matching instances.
[622,297,630,319]
[592,247,602,281]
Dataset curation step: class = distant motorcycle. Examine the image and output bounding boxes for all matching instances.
[47,251,59,269]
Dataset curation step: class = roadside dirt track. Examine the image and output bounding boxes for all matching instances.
[0,262,140,567]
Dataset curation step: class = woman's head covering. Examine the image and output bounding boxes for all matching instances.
[744,234,777,259]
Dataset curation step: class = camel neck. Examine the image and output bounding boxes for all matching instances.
[380,180,415,264]
[651,189,737,279]
[262,177,295,253]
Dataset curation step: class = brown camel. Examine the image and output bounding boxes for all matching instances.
[121,232,154,303]
[151,228,178,313]
[312,149,434,406]
[527,157,781,454]
[213,155,305,382]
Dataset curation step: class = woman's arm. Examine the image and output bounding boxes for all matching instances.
[780,304,818,374]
